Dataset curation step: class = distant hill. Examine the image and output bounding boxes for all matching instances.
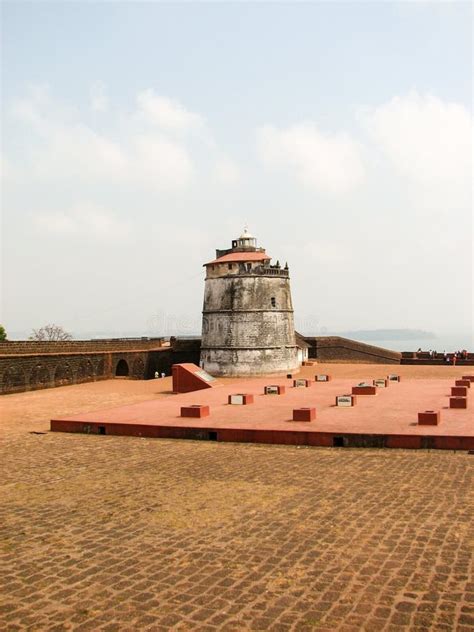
[334,329,436,341]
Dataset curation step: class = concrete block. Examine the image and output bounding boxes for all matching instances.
[451,386,468,397]
[228,394,254,405]
[352,385,377,395]
[292,407,316,421]
[180,405,210,418]
[418,410,440,425]
[461,375,474,382]
[450,397,468,409]
[387,374,401,382]
[293,379,311,388]
[336,394,357,407]
[264,385,286,395]
[373,379,389,388]
[315,374,331,382]
[455,380,471,388]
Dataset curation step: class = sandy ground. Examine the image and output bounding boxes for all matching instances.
[1,364,473,631]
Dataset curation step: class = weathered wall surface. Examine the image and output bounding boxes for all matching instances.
[0,339,173,395]
[305,337,401,364]
[201,274,299,376]
[1,334,404,395]
[0,338,207,395]
[0,338,165,355]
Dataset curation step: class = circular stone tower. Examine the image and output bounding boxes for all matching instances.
[200,229,299,376]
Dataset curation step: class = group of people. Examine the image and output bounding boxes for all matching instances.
[154,371,167,379]
[416,348,470,363]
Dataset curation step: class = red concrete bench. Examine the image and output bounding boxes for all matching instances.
[352,385,377,395]
[450,397,467,409]
[462,375,474,382]
[373,379,389,388]
[451,386,468,397]
[292,408,316,422]
[455,380,471,388]
[180,405,210,418]
[418,411,440,425]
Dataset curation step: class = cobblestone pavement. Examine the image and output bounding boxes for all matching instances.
[1,377,474,631]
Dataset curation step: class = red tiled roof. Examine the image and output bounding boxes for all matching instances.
[204,252,271,266]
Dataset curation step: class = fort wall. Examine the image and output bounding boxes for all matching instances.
[0,338,172,395]
[305,336,402,364]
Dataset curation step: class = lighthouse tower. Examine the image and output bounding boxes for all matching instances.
[200,229,299,376]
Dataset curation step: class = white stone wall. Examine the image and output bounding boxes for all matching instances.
[200,273,299,376]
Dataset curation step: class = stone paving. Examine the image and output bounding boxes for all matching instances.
[1,374,474,631]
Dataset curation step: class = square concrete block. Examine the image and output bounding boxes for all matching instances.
[264,385,286,395]
[352,385,377,395]
[418,410,440,425]
[302,361,314,366]
[336,395,357,407]
[228,394,254,405]
[461,375,474,382]
[451,386,468,397]
[315,374,331,382]
[387,374,401,382]
[292,407,316,422]
[455,380,471,388]
[373,379,389,388]
[450,397,468,409]
[180,405,210,418]
[293,379,311,388]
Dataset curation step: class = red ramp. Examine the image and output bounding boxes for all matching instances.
[172,363,221,393]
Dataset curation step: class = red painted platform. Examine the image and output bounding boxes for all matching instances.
[50,376,474,450]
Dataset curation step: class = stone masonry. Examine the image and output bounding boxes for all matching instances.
[200,230,299,376]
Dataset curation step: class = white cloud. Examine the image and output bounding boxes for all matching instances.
[9,86,198,191]
[131,134,194,187]
[34,202,131,240]
[361,91,472,191]
[257,122,365,195]
[90,81,108,112]
[136,90,204,133]
[212,155,240,185]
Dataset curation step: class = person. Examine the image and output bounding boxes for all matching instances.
[154,371,159,379]
[161,372,166,379]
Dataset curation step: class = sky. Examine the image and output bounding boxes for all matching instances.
[1,1,473,343]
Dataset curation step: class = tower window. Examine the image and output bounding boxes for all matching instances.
[271,297,276,307]
[246,263,252,271]
[228,263,233,270]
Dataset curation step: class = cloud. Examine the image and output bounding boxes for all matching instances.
[90,80,108,112]
[257,122,365,195]
[9,86,198,191]
[136,90,204,133]
[360,91,472,192]
[212,155,241,185]
[131,134,194,187]
[34,202,131,240]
